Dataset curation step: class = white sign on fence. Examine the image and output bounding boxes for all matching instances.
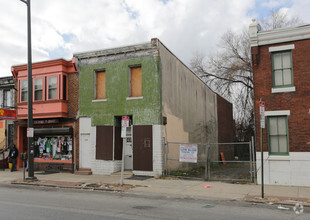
[179,144,198,163]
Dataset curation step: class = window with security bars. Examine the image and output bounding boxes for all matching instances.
[272,51,293,87]
[268,116,289,155]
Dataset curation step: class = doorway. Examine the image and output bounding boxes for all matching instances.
[80,134,91,168]
[114,116,133,170]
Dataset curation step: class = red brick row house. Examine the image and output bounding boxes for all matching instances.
[250,20,310,186]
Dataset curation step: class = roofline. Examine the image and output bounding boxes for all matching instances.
[73,41,153,59]
[157,39,220,99]
[75,37,222,102]
[0,76,13,80]
[250,22,310,47]
[11,58,75,79]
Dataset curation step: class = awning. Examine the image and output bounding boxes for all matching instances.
[34,127,73,136]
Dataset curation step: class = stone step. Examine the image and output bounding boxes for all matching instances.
[75,168,92,175]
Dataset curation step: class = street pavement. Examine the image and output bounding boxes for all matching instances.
[0,169,309,207]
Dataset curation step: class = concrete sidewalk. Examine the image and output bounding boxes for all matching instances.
[1,170,310,206]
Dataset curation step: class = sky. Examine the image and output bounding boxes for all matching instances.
[0,0,309,77]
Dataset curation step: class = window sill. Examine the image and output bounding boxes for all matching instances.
[92,99,107,102]
[272,86,295,93]
[268,155,290,161]
[126,96,143,101]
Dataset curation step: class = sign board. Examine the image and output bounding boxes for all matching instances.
[0,109,16,120]
[259,101,265,128]
[27,127,34,138]
[121,116,130,128]
[179,144,198,163]
[121,126,132,138]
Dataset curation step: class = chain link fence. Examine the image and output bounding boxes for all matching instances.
[164,139,256,182]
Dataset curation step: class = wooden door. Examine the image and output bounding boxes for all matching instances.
[133,125,153,171]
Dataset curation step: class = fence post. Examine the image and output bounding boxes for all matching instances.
[165,141,168,176]
[251,136,256,183]
[206,142,211,180]
[204,143,208,181]
[249,141,253,182]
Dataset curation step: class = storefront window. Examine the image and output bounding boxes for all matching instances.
[48,76,57,99]
[34,136,73,161]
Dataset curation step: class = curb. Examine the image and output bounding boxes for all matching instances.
[11,181,131,193]
[244,197,310,207]
[8,180,310,208]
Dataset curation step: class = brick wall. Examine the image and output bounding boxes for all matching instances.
[68,71,79,168]
[252,39,310,152]
[68,72,79,118]
[216,94,234,160]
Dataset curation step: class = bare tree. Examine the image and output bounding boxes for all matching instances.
[191,9,303,141]
[260,8,302,30]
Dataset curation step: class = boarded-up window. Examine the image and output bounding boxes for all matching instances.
[96,71,106,99]
[130,67,142,97]
[96,126,113,160]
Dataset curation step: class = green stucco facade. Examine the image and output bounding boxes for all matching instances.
[78,56,162,126]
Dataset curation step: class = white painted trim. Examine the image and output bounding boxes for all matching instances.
[126,96,143,101]
[269,44,295,52]
[252,25,310,47]
[92,99,107,102]
[265,110,290,116]
[272,86,296,93]
[268,155,290,161]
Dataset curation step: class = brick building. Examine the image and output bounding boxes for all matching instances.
[11,59,79,172]
[74,38,234,176]
[0,76,15,150]
[250,20,310,186]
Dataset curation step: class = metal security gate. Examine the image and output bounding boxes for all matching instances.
[164,140,256,182]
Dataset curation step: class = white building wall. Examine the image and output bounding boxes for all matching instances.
[80,118,164,176]
[256,152,310,186]
[79,117,121,175]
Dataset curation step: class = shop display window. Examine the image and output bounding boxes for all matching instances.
[34,136,73,161]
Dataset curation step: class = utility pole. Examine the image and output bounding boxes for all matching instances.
[20,0,36,180]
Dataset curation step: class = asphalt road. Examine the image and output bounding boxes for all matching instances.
[0,185,309,220]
